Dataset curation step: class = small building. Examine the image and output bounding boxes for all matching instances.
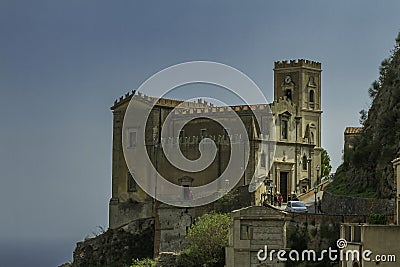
[225,206,287,267]
[344,127,362,149]
[340,223,400,267]
[343,127,362,162]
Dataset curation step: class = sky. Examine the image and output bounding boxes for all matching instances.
[1,1,400,266]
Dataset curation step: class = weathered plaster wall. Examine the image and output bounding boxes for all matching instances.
[109,200,153,229]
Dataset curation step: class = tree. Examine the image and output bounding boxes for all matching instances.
[332,32,400,198]
[321,148,332,177]
[176,213,231,267]
[359,109,368,126]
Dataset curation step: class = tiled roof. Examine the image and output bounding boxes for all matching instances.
[344,127,362,134]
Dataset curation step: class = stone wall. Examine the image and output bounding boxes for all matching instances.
[72,218,154,267]
[156,205,195,253]
[109,200,153,229]
[155,185,253,256]
[285,218,341,266]
[322,190,394,215]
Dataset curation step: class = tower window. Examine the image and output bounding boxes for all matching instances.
[285,89,292,100]
[127,172,137,192]
[179,176,194,200]
[309,90,315,103]
[128,130,137,148]
[260,151,266,168]
[281,119,288,140]
[183,185,191,200]
[302,155,307,171]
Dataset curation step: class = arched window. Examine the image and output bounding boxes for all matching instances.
[127,172,137,192]
[260,151,266,168]
[285,89,292,100]
[309,90,315,103]
[302,155,307,171]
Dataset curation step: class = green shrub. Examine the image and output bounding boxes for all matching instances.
[131,258,157,267]
[175,212,231,267]
[368,213,386,225]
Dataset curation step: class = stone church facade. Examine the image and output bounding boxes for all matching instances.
[108,59,323,255]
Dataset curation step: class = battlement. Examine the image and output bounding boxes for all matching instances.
[112,89,136,109]
[111,90,214,110]
[172,103,272,116]
[160,134,245,145]
[274,59,321,69]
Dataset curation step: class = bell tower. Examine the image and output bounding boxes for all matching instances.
[273,59,322,148]
[272,59,323,192]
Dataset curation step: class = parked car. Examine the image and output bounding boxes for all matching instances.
[285,201,308,213]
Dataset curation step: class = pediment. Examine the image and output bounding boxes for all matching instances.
[279,110,292,118]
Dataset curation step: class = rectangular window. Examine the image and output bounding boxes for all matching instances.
[240,224,253,240]
[128,130,137,148]
[183,185,190,200]
[302,155,308,171]
[281,120,288,140]
[201,128,207,138]
[127,172,137,192]
[344,225,351,242]
[353,226,361,242]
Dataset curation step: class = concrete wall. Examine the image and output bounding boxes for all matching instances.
[362,225,400,266]
[340,224,400,267]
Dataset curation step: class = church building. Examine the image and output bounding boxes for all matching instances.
[108,59,323,254]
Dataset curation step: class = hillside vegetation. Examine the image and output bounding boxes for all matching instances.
[330,32,400,198]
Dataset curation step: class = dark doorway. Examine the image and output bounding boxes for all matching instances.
[280,172,288,202]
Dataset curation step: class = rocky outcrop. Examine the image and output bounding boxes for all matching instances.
[72,218,154,267]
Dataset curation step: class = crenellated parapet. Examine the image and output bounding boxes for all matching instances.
[172,103,272,116]
[274,59,321,70]
[112,90,136,110]
[161,134,246,145]
[111,90,217,110]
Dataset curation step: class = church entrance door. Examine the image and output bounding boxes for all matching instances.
[280,172,288,202]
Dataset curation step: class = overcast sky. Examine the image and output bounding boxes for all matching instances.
[1,1,400,266]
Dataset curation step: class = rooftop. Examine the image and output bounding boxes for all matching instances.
[344,127,363,134]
